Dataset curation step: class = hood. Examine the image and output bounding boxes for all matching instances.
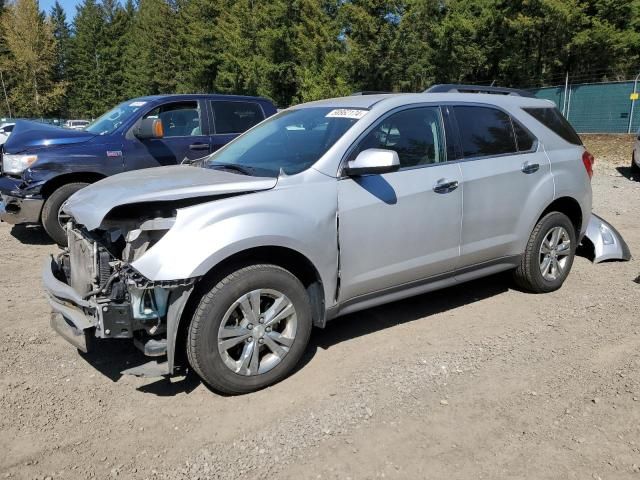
[3,120,96,153]
[63,165,278,231]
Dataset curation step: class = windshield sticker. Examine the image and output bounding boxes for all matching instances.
[129,101,147,107]
[325,109,368,120]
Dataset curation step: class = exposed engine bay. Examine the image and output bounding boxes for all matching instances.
[52,205,196,360]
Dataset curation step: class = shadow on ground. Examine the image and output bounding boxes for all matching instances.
[76,273,512,397]
[616,166,639,181]
[10,225,55,245]
[310,273,511,352]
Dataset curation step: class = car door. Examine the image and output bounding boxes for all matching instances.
[451,104,553,269]
[337,106,463,301]
[125,99,211,169]
[209,100,266,152]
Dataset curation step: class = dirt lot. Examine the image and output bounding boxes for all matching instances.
[1,135,639,480]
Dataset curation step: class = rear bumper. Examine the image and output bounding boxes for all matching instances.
[42,256,97,352]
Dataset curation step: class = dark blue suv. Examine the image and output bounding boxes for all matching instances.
[0,94,277,245]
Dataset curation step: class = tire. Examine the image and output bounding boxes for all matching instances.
[632,152,640,173]
[187,264,312,395]
[513,212,577,293]
[41,182,89,246]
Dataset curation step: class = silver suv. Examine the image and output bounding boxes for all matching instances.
[44,88,597,394]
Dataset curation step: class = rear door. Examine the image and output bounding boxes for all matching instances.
[125,99,211,169]
[209,100,266,151]
[451,104,553,269]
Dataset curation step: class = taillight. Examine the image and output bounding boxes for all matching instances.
[582,150,594,180]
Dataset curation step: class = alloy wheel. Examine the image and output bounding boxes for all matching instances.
[217,289,297,376]
[539,226,571,281]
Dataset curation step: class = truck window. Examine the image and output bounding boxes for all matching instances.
[144,101,202,137]
[211,101,265,134]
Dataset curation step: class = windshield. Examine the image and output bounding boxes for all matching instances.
[85,99,149,135]
[205,107,366,177]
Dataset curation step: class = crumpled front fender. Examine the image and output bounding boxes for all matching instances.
[583,213,631,263]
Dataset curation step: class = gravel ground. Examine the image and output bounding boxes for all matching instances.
[1,135,639,480]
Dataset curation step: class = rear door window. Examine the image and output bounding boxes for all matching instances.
[522,107,582,145]
[453,106,517,158]
[211,101,265,134]
[512,120,536,151]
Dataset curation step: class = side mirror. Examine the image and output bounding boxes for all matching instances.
[133,118,164,139]
[344,148,400,176]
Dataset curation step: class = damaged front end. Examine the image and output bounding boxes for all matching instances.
[43,209,195,378]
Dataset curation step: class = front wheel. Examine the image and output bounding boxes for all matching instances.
[187,264,312,394]
[41,182,89,246]
[513,212,577,293]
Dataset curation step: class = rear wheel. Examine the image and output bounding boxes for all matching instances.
[187,264,312,394]
[42,182,88,246]
[513,212,576,293]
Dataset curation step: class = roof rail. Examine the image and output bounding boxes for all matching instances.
[350,91,391,96]
[424,84,535,98]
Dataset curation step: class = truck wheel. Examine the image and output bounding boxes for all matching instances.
[187,264,312,395]
[42,182,88,246]
[513,212,577,293]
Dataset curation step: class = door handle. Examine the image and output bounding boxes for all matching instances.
[433,179,459,194]
[189,143,210,151]
[521,162,540,174]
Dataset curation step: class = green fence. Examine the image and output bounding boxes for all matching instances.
[530,81,640,134]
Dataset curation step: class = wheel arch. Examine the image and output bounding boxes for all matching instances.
[40,172,106,199]
[173,245,326,371]
[537,196,584,238]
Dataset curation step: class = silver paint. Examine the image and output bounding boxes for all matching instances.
[49,92,620,366]
[584,213,632,263]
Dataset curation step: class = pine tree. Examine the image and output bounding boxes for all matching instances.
[338,0,403,92]
[214,0,269,99]
[1,0,65,117]
[99,0,133,110]
[173,0,223,93]
[68,0,106,117]
[50,0,70,116]
[122,0,177,98]
[291,0,351,103]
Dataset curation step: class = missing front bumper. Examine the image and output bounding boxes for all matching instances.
[42,254,194,378]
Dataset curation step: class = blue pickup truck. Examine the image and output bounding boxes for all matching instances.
[0,94,277,245]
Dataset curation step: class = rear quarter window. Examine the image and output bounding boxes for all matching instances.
[211,101,265,134]
[522,107,582,145]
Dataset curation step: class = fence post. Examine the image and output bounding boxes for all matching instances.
[628,71,640,134]
[562,72,569,115]
[566,83,573,121]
